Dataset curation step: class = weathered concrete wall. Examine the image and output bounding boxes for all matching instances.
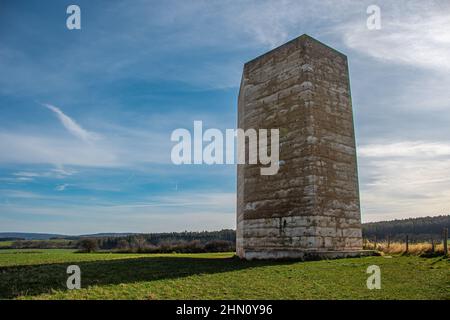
[237,34,363,260]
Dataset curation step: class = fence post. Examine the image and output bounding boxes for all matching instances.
[387,235,390,249]
[444,228,448,256]
[405,235,409,253]
[374,236,377,250]
[431,238,435,253]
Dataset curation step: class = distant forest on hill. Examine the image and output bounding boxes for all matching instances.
[1,216,449,251]
[362,215,450,242]
[4,229,237,252]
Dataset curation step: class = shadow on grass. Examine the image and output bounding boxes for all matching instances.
[0,255,292,299]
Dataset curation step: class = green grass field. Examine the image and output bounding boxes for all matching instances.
[0,241,13,248]
[0,249,448,300]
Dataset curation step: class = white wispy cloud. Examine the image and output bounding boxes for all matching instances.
[13,172,41,177]
[0,111,220,167]
[42,103,99,142]
[359,141,450,158]
[55,184,69,191]
[341,2,450,72]
[359,140,450,221]
[107,192,235,209]
[0,190,43,199]
[13,168,76,179]
[0,132,119,167]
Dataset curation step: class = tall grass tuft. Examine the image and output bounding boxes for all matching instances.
[363,240,447,256]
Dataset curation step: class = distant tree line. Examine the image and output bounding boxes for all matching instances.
[90,239,235,254]
[10,239,77,249]
[5,216,449,251]
[93,229,235,249]
[362,215,450,242]
[0,237,23,241]
[75,229,236,253]
[9,229,236,252]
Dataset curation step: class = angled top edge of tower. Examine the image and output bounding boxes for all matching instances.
[243,34,347,69]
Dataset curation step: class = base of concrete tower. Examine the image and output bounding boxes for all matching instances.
[237,249,375,261]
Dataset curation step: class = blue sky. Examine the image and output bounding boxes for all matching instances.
[1,0,450,234]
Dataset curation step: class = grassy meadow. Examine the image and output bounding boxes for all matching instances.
[0,248,448,300]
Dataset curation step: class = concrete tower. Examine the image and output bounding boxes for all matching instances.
[236,34,364,260]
